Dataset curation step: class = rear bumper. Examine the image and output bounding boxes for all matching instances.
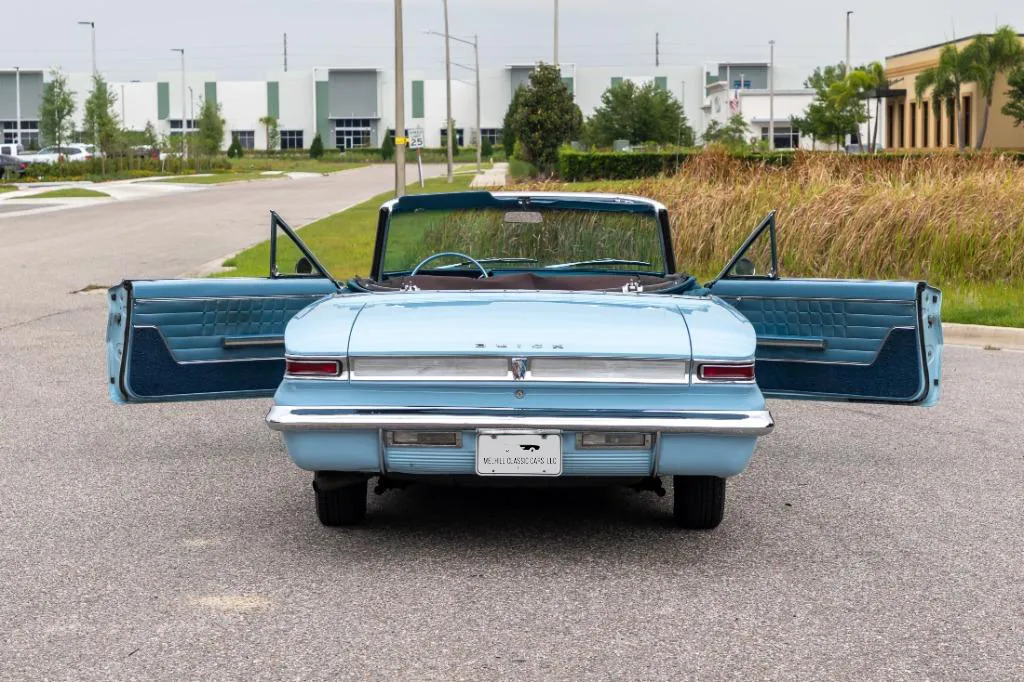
[266,406,775,437]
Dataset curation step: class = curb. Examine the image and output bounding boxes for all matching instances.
[943,322,1024,350]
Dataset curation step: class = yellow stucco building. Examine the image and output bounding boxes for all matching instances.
[882,34,1024,150]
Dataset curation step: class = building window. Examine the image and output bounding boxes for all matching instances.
[947,98,955,146]
[887,104,894,149]
[963,95,972,148]
[1,120,40,148]
[385,128,409,140]
[732,79,752,89]
[280,130,304,149]
[168,119,197,136]
[440,128,465,146]
[921,102,929,148]
[480,128,502,145]
[232,130,255,150]
[909,102,917,148]
[334,119,372,149]
[760,126,799,149]
[897,103,905,147]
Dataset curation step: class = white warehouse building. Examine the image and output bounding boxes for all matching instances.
[0,62,864,152]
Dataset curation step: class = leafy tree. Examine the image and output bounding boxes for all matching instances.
[962,26,1024,148]
[509,64,582,174]
[585,80,694,147]
[309,133,325,159]
[846,61,887,151]
[259,115,280,153]
[915,45,972,151]
[82,74,121,158]
[195,99,225,156]
[381,131,395,160]
[482,137,493,157]
[502,85,525,158]
[792,63,868,149]
[38,69,76,152]
[227,135,244,158]
[702,114,751,152]
[1003,67,1024,126]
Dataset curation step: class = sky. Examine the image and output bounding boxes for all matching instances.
[3,0,1023,81]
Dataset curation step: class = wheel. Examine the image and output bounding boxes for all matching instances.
[672,476,726,529]
[313,473,368,526]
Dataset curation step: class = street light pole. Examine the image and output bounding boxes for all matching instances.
[14,66,21,148]
[553,0,559,66]
[79,21,97,151]
[845,11,853,76]
[394,0,407,196]
[769,40,775,151]
[172,48,186,160]
[473,34,481,174]
[442,0,453,183]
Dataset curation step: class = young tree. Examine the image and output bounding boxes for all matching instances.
[259,115,280,152]
[1002,67,1024,126]
[509,64,583,174]
[502,85,526,158]
[309,132,325,159]
[963,26,1024,148]
[381,131,395,161]
[915,44,972,151]
[585,80,694,147]
[227,135,244,158]
[792,63,868,149]
[82,74,121,159]
[195,99,225,156]
[702,114,751,152]
[38,70,76,153]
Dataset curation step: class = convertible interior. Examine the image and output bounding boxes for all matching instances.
[350,272,706,294]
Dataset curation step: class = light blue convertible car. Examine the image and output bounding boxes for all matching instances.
[107,192,943,529]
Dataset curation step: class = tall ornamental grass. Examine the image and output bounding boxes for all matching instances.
[517,150,1024,282]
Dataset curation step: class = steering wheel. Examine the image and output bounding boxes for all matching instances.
[410,252,489,278]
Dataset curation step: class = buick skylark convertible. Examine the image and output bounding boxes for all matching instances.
[107,192,943,529]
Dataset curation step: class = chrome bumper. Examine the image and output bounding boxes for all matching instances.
[266,406,774,437]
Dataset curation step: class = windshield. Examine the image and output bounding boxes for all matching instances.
[381,207,666,275]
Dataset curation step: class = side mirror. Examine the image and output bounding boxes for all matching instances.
[295,257,313,275]
[733,257,756,276]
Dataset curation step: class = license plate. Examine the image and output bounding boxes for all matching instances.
[475,431,562,476]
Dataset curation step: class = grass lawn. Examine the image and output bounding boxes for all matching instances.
[156,171,274,185]
[216,174,475,279]
[0,184,17,194]
[228,158,368,174]
[14,188,109,199]
[940,282,1024,328]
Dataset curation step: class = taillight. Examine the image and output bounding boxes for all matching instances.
[285,359,342,377]
[698,363,755,381]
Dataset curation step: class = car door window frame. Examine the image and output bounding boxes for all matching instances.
[269,210,340,289]
[709,210,779,285]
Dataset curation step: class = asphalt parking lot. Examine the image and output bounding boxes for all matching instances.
[1,169,1022,680]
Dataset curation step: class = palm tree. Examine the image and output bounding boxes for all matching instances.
[915,44,972,151]
[849,61,887,151]
[963,26,1024,149]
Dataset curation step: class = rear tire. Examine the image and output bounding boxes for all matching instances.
[672,476,726,529]
[313,474,368,527]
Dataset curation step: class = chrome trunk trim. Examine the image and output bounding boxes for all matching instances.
[267,407,774,437]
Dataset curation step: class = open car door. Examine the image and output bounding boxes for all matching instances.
[707,212,943,406]
[107,213,338,403]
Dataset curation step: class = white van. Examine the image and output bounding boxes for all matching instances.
[0,143,26,158]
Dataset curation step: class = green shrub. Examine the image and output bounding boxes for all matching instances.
[20,156,232,181]
[482,138,494,158]
[309,133,325,159]
[227,136,244,159]
[381,133,395,161]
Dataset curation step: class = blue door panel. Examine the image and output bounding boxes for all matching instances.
[109,277,336,403]
[709,278,941,404]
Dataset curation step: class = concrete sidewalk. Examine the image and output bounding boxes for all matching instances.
[469,162,508,188]
[944,322,1024,350]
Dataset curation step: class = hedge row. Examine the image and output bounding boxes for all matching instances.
[557,148,1024,182]
[19,156,232,182]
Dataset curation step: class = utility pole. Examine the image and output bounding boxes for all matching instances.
[172,48,186,160]
[768,40,775,151]
[553,0,559,66]
[284,33,288,72]
[79,21,97,151]
[845,11,853,76]
[656,32,660,67]
[394,0,406,196]
[443,0,453,183]
[473,34,481,174]
[14,66,21,147]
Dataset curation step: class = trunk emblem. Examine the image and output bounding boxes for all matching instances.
[511,357,528,380]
